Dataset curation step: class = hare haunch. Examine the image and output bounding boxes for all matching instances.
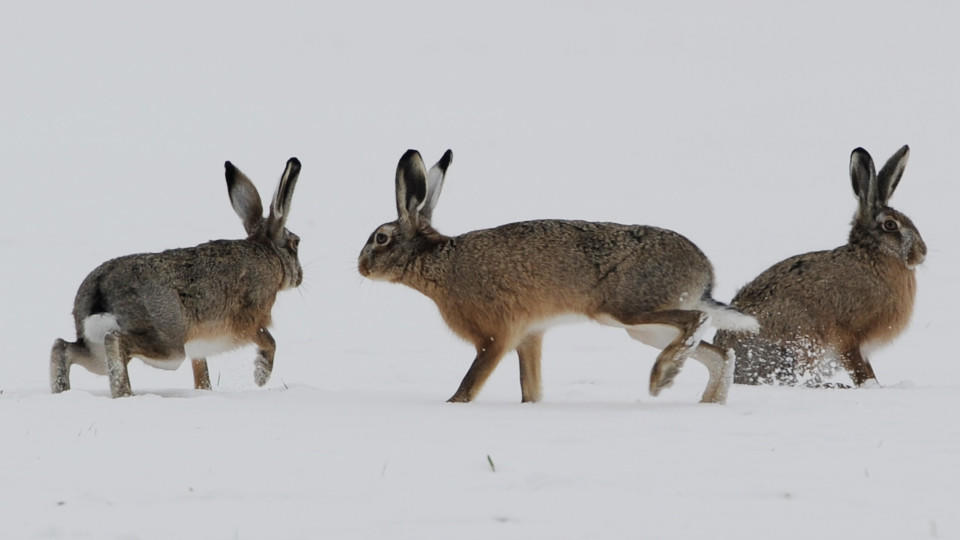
[359,149,758,404]
[51,158,302,397]
[715,146,926,387]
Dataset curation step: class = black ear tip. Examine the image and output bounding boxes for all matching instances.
[850,147,874,168]
[224,161,237,184]
[286,157,301,173]
[438,149,453,171]
[398,150,425,175]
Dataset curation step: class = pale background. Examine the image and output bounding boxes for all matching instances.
[1,2,957,538]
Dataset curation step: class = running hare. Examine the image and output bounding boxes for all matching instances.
[51,158,303,397]
[715,146,925,386]
[358,149,758,404]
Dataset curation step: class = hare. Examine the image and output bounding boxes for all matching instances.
[50,158,303,398]
[358,149,758,404]
[714,145,926,387]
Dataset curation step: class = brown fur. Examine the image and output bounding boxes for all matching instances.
[714,146,925,386]
[192,358,212,390]
[359,150,757,403]
[393,221,713,346]
[50,158,302,397]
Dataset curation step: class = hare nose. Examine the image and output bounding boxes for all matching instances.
[911,236,927,266]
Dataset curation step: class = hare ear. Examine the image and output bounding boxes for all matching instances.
[877,145,909,205]
[395,150,427,234]
[225,161,264,235]
[850,147,877,217]
[421,149,453,222]
[267,157,302,240]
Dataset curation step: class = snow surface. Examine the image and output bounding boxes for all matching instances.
[2,2,958,539]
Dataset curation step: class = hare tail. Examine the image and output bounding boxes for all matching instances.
[698,295,759,333]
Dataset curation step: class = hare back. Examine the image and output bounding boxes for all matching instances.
[425,220,714,342]
[729,244,916,347]
[451,220,712,307]
[72,239,283,358]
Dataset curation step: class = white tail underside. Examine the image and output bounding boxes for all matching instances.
[697,302,760,333]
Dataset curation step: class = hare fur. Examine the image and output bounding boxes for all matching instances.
[714,146,926,386]
[50,158,303,397]
[359,149,758,404]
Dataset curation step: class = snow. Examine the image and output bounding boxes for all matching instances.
[2,1,958,538]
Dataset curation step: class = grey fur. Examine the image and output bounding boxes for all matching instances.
[715,145,926,387]
[51,158,303,397]
[359,149,757,404]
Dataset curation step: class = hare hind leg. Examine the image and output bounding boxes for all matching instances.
[517,332,544,403]
[103,331,133,398]
[51,338,107,393]
[606,310,708,398]
[689,342,735,404]
[50,339,76,393]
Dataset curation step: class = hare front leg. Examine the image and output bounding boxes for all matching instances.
[252,328,276,387]
[103,331,133,398]
[192,358,211,390]
[517,332,544,403]
[841,347,878,387]
[448,338,508,403]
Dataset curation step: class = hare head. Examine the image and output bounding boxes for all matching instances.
[226,158,304,289]
[849,145,926,268]
[358,149,452,283]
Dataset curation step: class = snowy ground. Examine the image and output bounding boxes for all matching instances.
[2,2,958,539]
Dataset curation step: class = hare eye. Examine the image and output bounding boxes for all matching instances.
[882,219,899,232]
[375,232,389,245]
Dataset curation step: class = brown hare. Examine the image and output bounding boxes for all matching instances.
[51,158,303,397]
[359,149,758,404]
[715,146,925,387]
